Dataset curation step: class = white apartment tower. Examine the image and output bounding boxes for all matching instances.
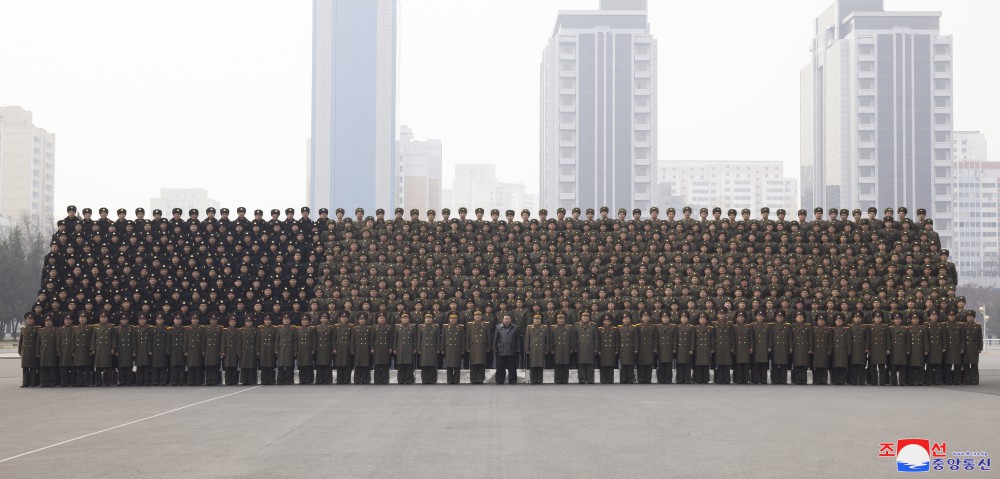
[540,0,657,213]
[0,106,55,226]
[801,0,954,247]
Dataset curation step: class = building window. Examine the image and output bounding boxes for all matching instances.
[560,147,574,159]
[561,95,574,106]
[934,96,950,108]
[635,113,649,125]
[859,131,875,143]
[560,78,575,89]
[859,45,874,56]
[635,166,649,178]
[935,78,951,90]
[560,131,574,142]
[935,44,950,56]
[934,131,950,143]
[859,61,874,73]
[935,114,950,126]
[560,166,574,177]
[560,43,575,55]
[560,113,574,124]
[635,148,649,160]
[858,113,874,125]
[560,61,575,72]
[636,96,649,107]
[636,79,649,90]
[859,96,874,107]
[935,149,950,161]
[560,183,574,194]
[635,62,649,73]
[934,61,950,73]
[859,78,874,90]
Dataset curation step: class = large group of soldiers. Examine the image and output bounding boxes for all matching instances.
[17,203,984,387]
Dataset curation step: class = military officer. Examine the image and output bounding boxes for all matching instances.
[713,314,735,384]
[675,313,695,384]
[596,315,619,384]
[115,314,135,386]
[257,314,278,385]
[635,312,656,384]
[18,314,40,387]
[333,312,354,384]
[275,314,297,385]
[830,315,851,385]
[36,316,59,387]
[466,311,491,384]
[732,312,753,385]
[314,313,334,385]
[221,316,241,385]
[203,314,223,386]
[942,310,964,385]
[297,315,317,385]
[393,313,417,384]
[417,313,440,384]
[351,313,373,384]
[184,314,206,386]
[751,311,770,384]
[908,313,929,386]
[810,315,832,385]
[550,313,573,384]
[573,312,598,384]
[924,311,945,385]
[92,311,117,387]
[848,313,869,385]
[769,312,791,385]
[134,314,154,386]
[962,311,983,385]
[693,313,715,384]
[888,314,910,386]
[617,314,638,384]
[867,312,890,385]
[525,314,548,384]
[238,316,259,385]
[442,313,465,384]
[57,314,76,387]
[654,313,676,384]
[790,312,812,385]
[151,313,171,386]
[371,313,393,385]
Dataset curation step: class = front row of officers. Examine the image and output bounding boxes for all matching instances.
[18,307,983,387]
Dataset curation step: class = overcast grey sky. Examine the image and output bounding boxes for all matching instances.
[0,0,996,214]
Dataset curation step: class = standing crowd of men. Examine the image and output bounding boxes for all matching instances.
[17,204,984,387]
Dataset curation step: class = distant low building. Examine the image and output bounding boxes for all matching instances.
[397,126,442,214]
[443,164,536,214]
[657,161,798,214]
[150,188,220,214]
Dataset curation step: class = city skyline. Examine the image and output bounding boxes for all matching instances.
[0,0,996,214]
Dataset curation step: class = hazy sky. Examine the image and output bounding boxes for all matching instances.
[0,0,996,215]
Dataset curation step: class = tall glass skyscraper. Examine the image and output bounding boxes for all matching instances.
[309,0,398,213]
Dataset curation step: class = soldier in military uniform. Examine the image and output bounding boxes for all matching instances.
[525,314,548,384]
[867,312,890,385]
[924,311,945,385]
[92,311,117,386]
[314,313,334,385]
[203,314,223,386]
[417,313,440,384]
[810,315,832,385]
[751,311,770,384]
[675,313,694,384]
[550,313,573,384]
[184,314,206,386]
[830,315,851,385]
[351,313,373,384]
[847,313,869,386]
[371,313,393,385]
[238,316,258,385]
[635,312,656,384]
[36,316,59,387]
[693,314,715,384]
[151,313,170,386]
[573,312,598,384]
[713,314,735,384]
[616,314,638,384]
[442,313,465,384]
[333,312,354,384]
[274,316,299,385]
[221,316,241,386]
[296,315,316,384]
[790,312,812,385]
[18,314,39,387]
[257,314,278,385]
[393,313,417,384]
[466,311,491,384]
[654,313,676,384]
[942,310,964,385]
[732,312,753,385]
[134,314,153,386]
[888,314,910,386]
[115,314,135,386]
[57,314,75,387]
[770,312,791,385]
[72,312,95,386]
[597,315,619,384]
[907,313,929,386]
[963,311,983,385]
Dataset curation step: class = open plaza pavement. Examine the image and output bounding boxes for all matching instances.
[0,343,996,478]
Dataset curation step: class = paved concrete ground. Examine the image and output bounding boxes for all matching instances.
[0,357,997,479]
